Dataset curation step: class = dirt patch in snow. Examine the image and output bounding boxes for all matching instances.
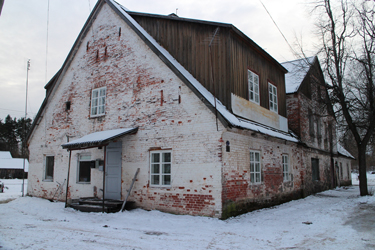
[344,202,375,233]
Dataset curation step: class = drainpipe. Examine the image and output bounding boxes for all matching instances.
[102,145,107,213]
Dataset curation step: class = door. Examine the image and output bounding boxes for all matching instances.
[105,141,122,200]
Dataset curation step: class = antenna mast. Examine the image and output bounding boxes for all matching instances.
[22,59,30,197]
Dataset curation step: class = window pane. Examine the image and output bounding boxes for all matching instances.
[163,164,171,174]
[250,163,254,172]
[151,164,159,174]
[163,175,171,185]
[92,90,98,98]
[256,173,260,182]
[151,175,159,185]
[80,155,91,161]
[250,152,254,161]
[151,153,160,163]
[255,163,260,172]
[45,156,54,179]
[91,107,97,115]
[255,153,260,162]
[99,105,105,114]
[163,152,171,163]
[254,75,259,84]
[250,173,254,183]
[79,161,91,182]
[255,95,259,103]
[100,88,106,96]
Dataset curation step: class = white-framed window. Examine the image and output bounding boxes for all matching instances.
[44,155,54,181]
[91,87,106,117]
[250,150,261,184]
[268,82,278,113]
[282,154,290,181]
[248,70,260,104]
[78,155,91,183]
[150,150,172,187]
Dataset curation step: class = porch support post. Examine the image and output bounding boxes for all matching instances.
[102,145,107,213]
[65,150,72,208]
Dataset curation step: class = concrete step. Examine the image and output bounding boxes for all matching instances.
[69,198,136,213]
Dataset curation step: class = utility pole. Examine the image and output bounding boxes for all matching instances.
[22,59,30,197]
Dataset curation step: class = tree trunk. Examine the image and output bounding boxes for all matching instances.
[357,145,369,196]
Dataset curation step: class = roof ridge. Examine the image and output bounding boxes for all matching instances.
[281,56,315,65]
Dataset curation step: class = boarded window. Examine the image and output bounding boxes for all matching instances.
[248,70,260,104]
[311,158,320,181]
[150,151,172,186]
[45,156,54,181]
[250,151,261,183]
[91,87,106,117]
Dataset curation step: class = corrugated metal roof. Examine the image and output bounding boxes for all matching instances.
[61,128,138,150]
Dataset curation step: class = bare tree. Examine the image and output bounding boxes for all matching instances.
[314,0,375,196]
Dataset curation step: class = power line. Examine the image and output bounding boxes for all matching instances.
[259,0,299,59]
[0,108,35,115]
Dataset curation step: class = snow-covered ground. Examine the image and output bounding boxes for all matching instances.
[0,179,27,203]
[0,175,374,250]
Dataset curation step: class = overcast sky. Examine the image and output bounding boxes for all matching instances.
[0,0,317,121]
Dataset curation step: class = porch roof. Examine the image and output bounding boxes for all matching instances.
[61,127,138,150]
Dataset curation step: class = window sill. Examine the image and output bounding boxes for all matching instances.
[249,99,260,105]
[43,179,53,182]
[269,109,278,114]
[90,114,105,119]
[77,182,91,184]
[150,185,172,189]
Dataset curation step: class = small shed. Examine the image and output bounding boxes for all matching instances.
[0,151,29,179]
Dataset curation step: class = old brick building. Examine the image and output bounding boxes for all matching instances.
[26,0,352,218]
[282,56,353,192]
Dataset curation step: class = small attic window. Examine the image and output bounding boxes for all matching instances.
[86,41,90,51]
[65,101,71,111]
[119,27,121,37]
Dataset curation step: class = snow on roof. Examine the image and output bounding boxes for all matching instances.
[109,0,299,143]
[337,144,355,159]
[0,151,12,159]
[0,158,29,172]
[281,56,316,94]
[62,128,138,149]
